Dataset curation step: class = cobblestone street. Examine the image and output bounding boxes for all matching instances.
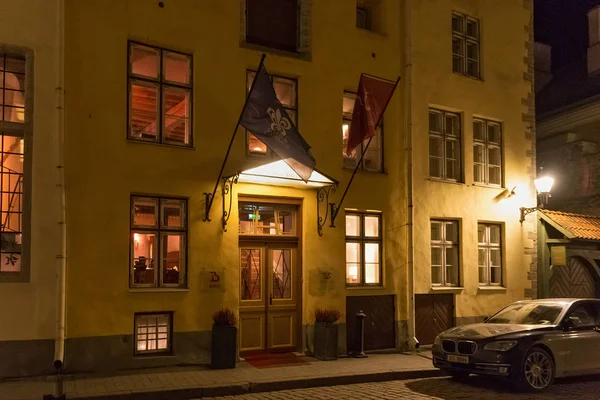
[204,376,600,400]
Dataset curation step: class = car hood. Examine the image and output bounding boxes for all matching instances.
[440,323,552,340]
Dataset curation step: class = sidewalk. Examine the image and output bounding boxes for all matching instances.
[0,351,443,400]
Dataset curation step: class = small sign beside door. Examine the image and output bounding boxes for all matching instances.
[551,246,566,266]
[202,267,225,291]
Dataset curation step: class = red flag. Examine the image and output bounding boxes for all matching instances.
[345,74,398,156]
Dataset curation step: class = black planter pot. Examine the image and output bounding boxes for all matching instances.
[314,321,338,361]
[211,325,237,369]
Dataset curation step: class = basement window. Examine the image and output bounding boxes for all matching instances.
[135,313,173,355]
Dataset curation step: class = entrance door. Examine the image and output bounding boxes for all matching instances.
[549,257,596,298]
[239,244,298,354]
[415,294,454,345]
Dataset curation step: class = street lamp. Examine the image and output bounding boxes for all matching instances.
[519,176,554,223]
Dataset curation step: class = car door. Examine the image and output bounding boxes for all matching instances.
[562,302,600,375]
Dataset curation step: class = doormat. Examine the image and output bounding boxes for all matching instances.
[244,353,310,369]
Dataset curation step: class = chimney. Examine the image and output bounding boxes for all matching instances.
[534,42,552,92]
[588,6,600,76]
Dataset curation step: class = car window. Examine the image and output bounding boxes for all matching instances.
[487,303,564,325]
[565,303,597,328]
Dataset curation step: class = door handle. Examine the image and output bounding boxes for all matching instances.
[269,293,273,305]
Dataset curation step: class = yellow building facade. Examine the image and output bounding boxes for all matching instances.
[0,0,536,376]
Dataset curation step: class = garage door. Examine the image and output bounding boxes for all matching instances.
[415,294,454,345]
[346,295,395,352]
[549,256,596,298]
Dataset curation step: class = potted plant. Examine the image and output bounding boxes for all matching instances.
[314,307,342,361]
[211,307,238,369]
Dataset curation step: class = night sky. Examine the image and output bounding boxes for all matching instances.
[535,0,600,71]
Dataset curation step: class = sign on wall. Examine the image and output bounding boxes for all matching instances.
[551,246,567,266]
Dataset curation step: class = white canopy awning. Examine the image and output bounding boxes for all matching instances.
[236,160,337,189]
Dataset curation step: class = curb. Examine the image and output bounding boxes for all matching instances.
[74,369,446,400]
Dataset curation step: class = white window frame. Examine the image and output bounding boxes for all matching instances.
[430,220,460,287]
[478,223,503,287]
[452,12,481,79]
[134,313,172,355]
[345,211,383,287]
[473,118,502,187]
[429,109,461,181]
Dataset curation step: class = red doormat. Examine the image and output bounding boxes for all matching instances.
[244,353,310,369]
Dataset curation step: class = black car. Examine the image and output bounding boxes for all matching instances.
[432,298,600,391]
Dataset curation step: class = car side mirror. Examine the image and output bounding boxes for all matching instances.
[564,316,581,330]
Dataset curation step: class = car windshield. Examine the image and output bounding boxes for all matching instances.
[486,303,565,325]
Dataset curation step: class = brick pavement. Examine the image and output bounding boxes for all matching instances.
[0,351,439,400]
[204,375,600,400]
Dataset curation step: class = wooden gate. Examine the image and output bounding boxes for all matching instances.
[346,295,395,351]
[415,294,454,345]
[549,256,596,298]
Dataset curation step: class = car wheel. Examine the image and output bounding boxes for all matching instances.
[518,347,554,392]
[450,370,470,381]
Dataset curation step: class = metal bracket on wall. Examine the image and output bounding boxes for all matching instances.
[222,174,239,232]
[519,206,539,223]
[317,184,337,236]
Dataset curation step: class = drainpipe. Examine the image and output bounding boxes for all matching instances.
[53,0,67,396]
[403,0,418,350]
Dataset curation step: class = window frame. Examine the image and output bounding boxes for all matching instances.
[134,312,173,356]
[343,91,384,173]
[477,223,503,287]
[127,41,193,148]
[473,118,503,187]
[430,220,460,287]
[130,195,188,289]
[451,12,481,79]
[356,7,371,30]
[245,70,298,158]
[429,108,462,182]
[345,211,383,287]
[0,45,32,283]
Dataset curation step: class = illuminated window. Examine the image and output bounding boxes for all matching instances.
[131,196,187,288]
[452,12,480,79]
[135,313,172,355]
[245,71,297,157]
[473,118,502,186]
[343,92,383,172]
[345,212,382,286]
[430,220,459,287]
[478,223,502,286]
[238,202,297,236]
[0,50,29,282]
[128,42,192,146]
[429,109,461,181]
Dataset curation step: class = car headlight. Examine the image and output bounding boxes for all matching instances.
[433,335,442,346]
[483,340,518,352]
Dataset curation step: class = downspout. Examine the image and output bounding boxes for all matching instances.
[403,0,418,350]
[53,0,67,395]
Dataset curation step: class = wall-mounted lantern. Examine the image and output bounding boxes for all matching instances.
[519,176,554,223]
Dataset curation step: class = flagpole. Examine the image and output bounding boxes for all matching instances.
[330,75,401,227]
[204,53,267,221]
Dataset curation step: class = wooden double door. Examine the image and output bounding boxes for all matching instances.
[415,294,454,345]
[239,242,300,354]
[549,256,596,298]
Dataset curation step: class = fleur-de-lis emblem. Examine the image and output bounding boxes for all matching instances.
[267,108,291,137]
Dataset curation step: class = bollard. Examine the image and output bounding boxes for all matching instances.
[351,310,368,358]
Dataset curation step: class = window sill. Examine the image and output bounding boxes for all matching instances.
[346,285,385,290]
[356,28,388,38]
[471,183,504,190]
[452,71,484,82]
[427,178,465,186]
[134,352,175,359]
[430,286,464,292]
[240,41,311,62]
[478,286,506,292]
[129,288,190,293]
[127,139,195,151]
[343,167,387,175]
